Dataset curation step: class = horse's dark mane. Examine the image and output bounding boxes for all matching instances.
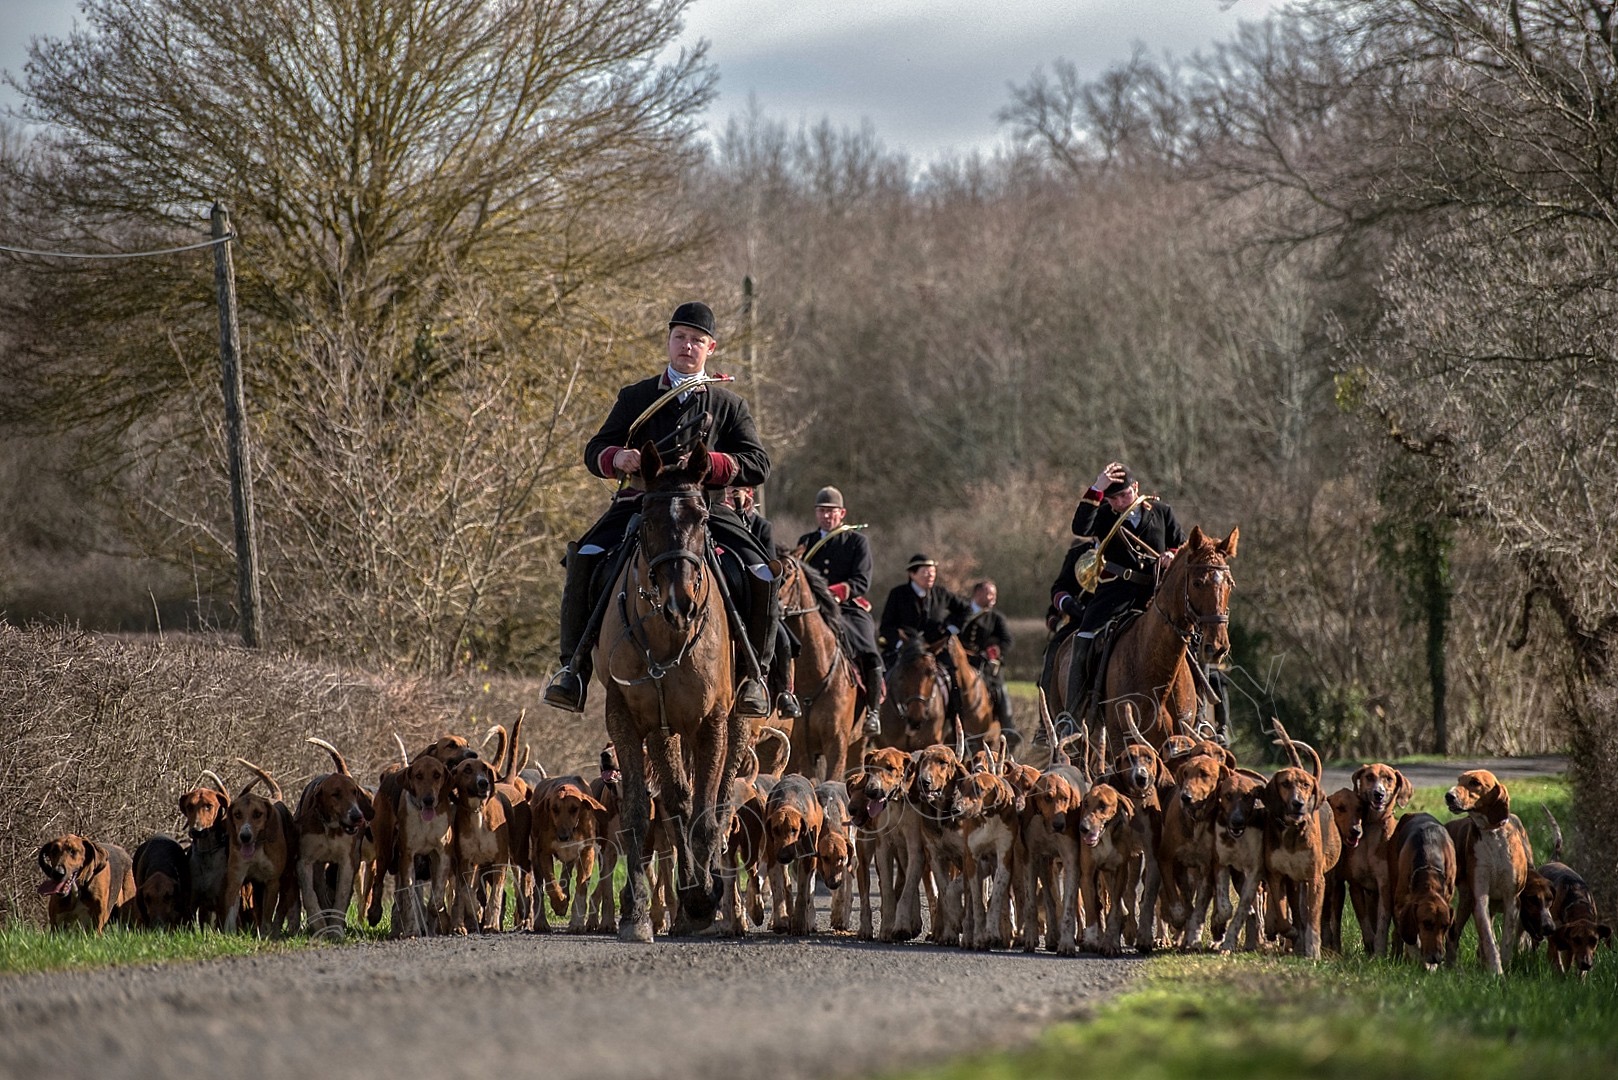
[898,634,932,668]
[791,557,850,653]
[799,560,842,626]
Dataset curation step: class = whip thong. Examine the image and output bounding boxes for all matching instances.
[803,523,869,564]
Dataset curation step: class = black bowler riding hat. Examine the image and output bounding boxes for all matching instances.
[1103,465,1136,496]
[669,301,717,340]
[906,553,937,572]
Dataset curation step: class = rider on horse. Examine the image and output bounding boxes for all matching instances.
[796,486,884,736]
[543,302,788,719]
[1049,461,1187,714]
[878,553,972,720]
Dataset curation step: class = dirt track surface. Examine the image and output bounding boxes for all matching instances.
[0,931,1141,1080]
[1321,755,1568,793]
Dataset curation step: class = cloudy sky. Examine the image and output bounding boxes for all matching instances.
[1,0,1284,161]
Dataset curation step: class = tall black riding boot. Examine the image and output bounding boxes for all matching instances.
[542,543,602,713]
[990,675,1015,731]
[859,655,884,736]
[1066,633,1097,723]
[769,623,802,718]
[734,573,776,718]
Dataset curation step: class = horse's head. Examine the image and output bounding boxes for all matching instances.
[1163,525,1238,661]
[637,439,712,633]
[891,636,945,744]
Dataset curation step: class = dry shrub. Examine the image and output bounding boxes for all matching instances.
[0,624,607,927]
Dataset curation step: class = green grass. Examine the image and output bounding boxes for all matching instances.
[1,865,611,975]
[891,951,1618,1080]
[0,923,325,976]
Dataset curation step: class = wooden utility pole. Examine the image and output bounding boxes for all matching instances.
[741,274,764,515]
[212,202,264,648]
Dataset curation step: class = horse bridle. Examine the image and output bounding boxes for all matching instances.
[1153,560,1233,645]
[896,655,945,727]
[633,490,709,614]
[612,489,713,686]
[777,559,819,619]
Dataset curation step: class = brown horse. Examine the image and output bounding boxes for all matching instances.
[776,554,860,782]
[876,631,1001,753]
[595,441,751,941]
[1045,525,1237,753]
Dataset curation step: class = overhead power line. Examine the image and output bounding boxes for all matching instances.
[0,234,234,260]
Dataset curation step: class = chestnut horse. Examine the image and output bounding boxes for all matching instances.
[776,554,860,782]
[596,441,751,941]
[1045,525,1237,753]
[876,632,1000,753]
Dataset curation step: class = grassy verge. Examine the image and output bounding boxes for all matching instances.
[0,923,330,976]
[893,950,1617,1080]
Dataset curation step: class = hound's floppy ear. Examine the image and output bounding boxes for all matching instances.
[1117,793,1136,820]
[82,839,108,878]
[1399,902,1419,947]
[581,792,608,815]
[1479,779,1510,828]
[1261,778,1285,816]
[1394,770,1414,809]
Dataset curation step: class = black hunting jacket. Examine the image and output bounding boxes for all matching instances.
[797,528,874,606]
[879,583,971,648]
[1070,494,1188,582]
[584,371,770,493]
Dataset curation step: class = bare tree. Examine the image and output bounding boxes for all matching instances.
[0,0,714,667]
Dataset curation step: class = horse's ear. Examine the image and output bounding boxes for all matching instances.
[640,440,663,481]
[1220,527,1239,560]
[687,440,711,482]
[1186,524,1207,551]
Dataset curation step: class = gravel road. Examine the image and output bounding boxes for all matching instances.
[0,928,1141,1080]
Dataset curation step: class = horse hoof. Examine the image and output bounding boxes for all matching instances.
[679,886,718,924]
[618,919,654,943]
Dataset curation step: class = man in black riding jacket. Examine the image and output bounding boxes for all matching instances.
[879,554,972,722]
[542,302,785,718]
[796,486,884,735]
[1050,461,1186,712]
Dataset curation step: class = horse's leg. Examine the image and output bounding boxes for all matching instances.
[824,707,850,787]
[683,707,748,932]
[606,713,654,943]
[644,727,699,933]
